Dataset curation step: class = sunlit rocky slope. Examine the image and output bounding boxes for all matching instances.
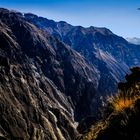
[0,8,99,139]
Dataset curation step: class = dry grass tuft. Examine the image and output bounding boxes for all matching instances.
[80,121,107,140]
[108,85,140,112]
[113,97,135,112]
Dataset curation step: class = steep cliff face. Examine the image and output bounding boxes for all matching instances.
[0,8,100,139]
[25,13,140,96]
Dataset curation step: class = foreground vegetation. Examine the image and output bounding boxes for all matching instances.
[79,67,140,140]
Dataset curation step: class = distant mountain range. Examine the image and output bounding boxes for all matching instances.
[126,37,140,45]
[0,8,140,140]
[25,13,140,95]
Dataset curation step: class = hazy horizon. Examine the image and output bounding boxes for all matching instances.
[0,0,140,38]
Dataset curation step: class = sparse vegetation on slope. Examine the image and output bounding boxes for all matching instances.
[79,67,140,140]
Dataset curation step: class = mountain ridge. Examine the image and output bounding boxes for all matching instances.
[24,11,140,96]
[126,37,140,45]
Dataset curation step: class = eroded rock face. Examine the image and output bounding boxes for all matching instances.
[0,8,99,139]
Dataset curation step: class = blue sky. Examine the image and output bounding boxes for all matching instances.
[0,0,140,38]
